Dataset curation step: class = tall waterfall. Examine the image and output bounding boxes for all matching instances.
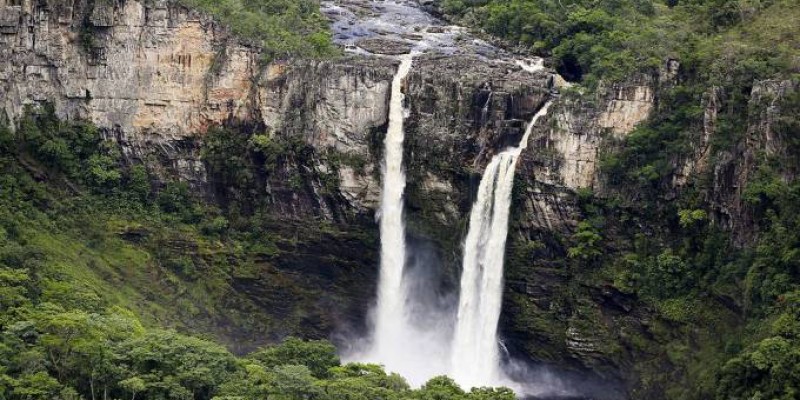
[369,54,419,371]
[451,101,552,390]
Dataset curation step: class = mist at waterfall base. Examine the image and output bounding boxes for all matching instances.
[338,245,626,400]
[337,59,622,399]
[339,242,624,400]
[341,238,456,386]
[340,54,454,385]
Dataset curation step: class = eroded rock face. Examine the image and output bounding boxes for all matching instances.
[597,82,655,138]
[258,58,396,211]
[526,76,657,190]
[0,0,258,184]
[673,86,723,188]
[0,0,674,394]
[708,79,800,243]
[1,0,646,222]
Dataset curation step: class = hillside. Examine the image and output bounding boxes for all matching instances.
[0,0,799,399]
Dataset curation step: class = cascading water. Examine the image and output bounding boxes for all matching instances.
[371,55,414,362]
[357,51,454,386]
[363,54,452,385]
[326,0,567,390]
[451,102,552,390]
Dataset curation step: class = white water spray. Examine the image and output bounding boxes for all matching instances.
[372,55,414,359]
[516,58,546,73]
[357,55,450,385]
[450,102,552,390]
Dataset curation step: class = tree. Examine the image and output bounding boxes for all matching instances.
[215,362,273,399]
[271,364,322,400]
[11,372,62,400]
[468,387,516,400]
[249,337,340,379]
[321,363,409,400]
[568,221,603,261]
[415,376,465,400]
[117,330,238,400]
[119,376,146,400]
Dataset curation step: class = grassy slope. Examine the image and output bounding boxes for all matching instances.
[434,0,800,398]
[0,114,378,354]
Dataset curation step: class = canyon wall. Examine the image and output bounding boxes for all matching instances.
[5,0,796,397]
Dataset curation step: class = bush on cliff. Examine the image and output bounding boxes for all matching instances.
[0,109,518,399]
[439,0,799,86]
[177,0,337,61]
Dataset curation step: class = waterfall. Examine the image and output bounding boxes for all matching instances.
[367,54,426,376]
[356,54,456,385]
[355,48,554,390]
[450,101,552,390]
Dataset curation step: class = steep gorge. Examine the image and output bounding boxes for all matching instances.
[1,0,796,398]
[0,0,659,392]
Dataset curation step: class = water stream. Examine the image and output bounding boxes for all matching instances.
[451,103,552,389]
[326,0,560,392]
[369,53,415,370]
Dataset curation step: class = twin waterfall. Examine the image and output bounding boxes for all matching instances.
[370,55,415,365]
[451,103,552,389]
[364,57,551,391]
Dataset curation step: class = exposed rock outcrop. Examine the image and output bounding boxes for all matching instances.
[1,0,721,396]
[708,79,799,242]
[0,0,258,184]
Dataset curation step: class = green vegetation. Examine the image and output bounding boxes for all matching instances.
[2,0,798,396]
[557,153,800,397]
[0,308,510,400]
[438,0,799,86]
[0,101,388,348]
[0,107,518,399]
[566,84,800,397]
[717,291,800,399]
[176,0,337,61]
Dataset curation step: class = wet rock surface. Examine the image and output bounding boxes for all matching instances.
[0,0,742,398]
[355,38,414,55]
[321,0,504,58]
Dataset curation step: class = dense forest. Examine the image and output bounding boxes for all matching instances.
[0,107,519,399]
[437,0,798,86]
[0,0,798,399]
[176,0,337,60]
[434,0,800,398]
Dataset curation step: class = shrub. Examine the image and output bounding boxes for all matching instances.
[249,337,340,379]
[177,0,337,61]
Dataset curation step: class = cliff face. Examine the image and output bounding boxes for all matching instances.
[1,0,260,184]
[0,0,651,219]
[5,0,795,397]
[704,79,800,243]
[0,0,654,386]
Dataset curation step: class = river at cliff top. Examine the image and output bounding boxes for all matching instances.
[320,0,507,59]
[318,1,611,398]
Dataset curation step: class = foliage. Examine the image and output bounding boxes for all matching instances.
[0,107,518,400]
[568,191,605,262]
[176,0,337,61]
[556,71,798,397]
[716,291,800,399]
[249,337,340,379]
[12,103,126,193]
[438,0,799,86]
[567,221,603,261]
[439,0,663,82]
[599,84,704,196]
[678,209,707,229]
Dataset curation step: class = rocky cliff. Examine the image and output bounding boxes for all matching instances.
[4,0,772,397]
[0,0,659,217]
